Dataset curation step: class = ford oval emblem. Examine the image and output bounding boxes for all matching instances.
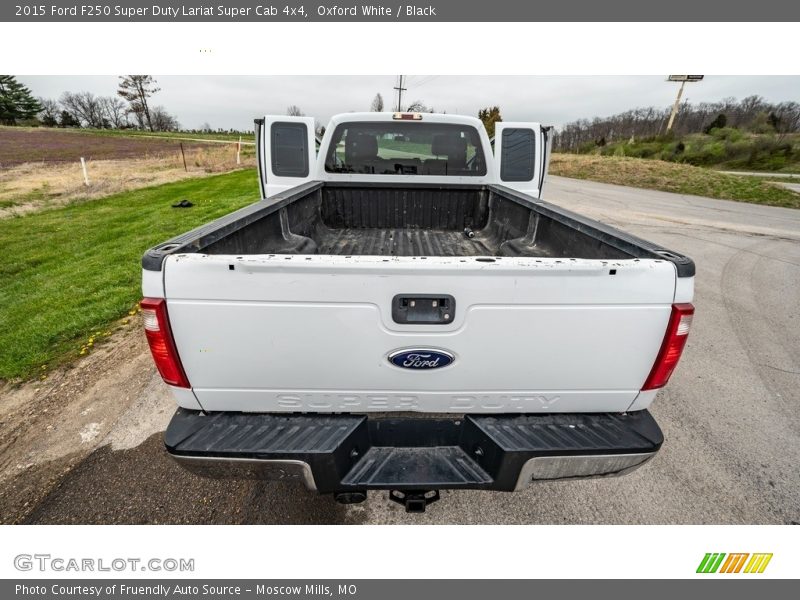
[389,348,454,370]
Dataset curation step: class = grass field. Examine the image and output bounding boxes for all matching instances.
[0,170,259,382]
[550,153,800,209]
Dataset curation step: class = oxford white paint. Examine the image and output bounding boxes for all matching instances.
[258,115,317,198]
[674,272,694,303]
[493,121,550,197]
[167,385,204,411]
[259,112,549,198]
[141,267,164,298]
[193,389,640,414]
[627,389,660,412]
[165,254,675,413]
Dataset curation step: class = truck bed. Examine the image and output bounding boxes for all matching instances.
[143,182,693,270]
[202,183,635,259]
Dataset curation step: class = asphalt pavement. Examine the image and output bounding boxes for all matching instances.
[12,176,800,524]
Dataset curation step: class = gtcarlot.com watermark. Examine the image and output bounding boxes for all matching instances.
[14,554,195,572]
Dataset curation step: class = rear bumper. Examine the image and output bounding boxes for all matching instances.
[164,409,663,493]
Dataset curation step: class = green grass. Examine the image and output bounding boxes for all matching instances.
[83,128,249,142]
[588,131,800,173]
[0,183,53,209]
[378,140,432,155]
[0,169,259,381]
[550,154,800,209]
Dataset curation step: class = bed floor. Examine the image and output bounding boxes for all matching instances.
[314,228,497,257]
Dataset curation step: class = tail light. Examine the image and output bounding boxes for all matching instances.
[140,298,190,388]
[642,303,694,391]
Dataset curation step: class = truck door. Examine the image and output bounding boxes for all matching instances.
[493,123,552,198]
[255,116,317,198]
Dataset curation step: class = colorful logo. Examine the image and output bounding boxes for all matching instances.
[696,553,773,574]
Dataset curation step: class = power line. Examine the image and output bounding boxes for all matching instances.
[414,75,440,88]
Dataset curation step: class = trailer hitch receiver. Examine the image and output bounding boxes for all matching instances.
[334,491,367,505]
[389,490,440,513]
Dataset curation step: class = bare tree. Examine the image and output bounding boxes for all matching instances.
[118,75,160,131]
[37,97,59,127]
[771,101,800,141]
[286,105,305,117]
[405,99,432,113]
[99,96,129,128]
[59,91,105,128]
[149,105,180,131]
[370,93,384,112]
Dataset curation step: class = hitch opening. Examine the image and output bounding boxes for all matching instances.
[334,491,367,505]
[389,490,440,513]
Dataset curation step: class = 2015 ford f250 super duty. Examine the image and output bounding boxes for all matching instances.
[141,112,695,512]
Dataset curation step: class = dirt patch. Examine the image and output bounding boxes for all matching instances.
[0,319,156,523]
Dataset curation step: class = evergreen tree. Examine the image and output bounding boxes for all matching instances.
[0,75,42,125]
[703,113,727,134]
[478,106,502,138]
[58,110,80,128]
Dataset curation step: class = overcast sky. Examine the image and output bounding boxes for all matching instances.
[19,75,800,131]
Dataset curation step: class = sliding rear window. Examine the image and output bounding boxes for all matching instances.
[324,122,487,176]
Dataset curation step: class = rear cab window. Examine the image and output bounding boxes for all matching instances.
[324,122,487,176]
[271,121,309,177]
[500,128,536,182]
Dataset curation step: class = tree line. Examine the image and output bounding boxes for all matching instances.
[555,96,800,152]
[1,75,180,131]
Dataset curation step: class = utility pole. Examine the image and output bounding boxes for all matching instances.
[393,75,407,112]
[666,75,704,133]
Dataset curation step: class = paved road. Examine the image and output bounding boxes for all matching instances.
[777,182,800,194]
[718,170,800,178]
[10,176,800,524]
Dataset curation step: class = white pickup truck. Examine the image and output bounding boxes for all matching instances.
[141,112,694,512]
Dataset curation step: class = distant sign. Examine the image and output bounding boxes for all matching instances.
[668,75,705,82]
